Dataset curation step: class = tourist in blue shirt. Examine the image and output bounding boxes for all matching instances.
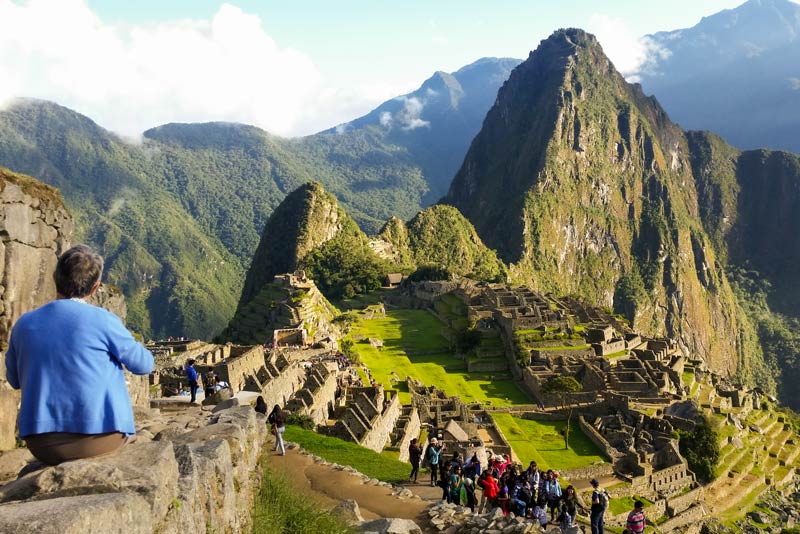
[185,359,199,403]
[5,244,154,465]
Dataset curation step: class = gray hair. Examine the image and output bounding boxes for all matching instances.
[54,244,104,298]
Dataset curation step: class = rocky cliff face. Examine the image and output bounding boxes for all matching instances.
[444,29,747,375]
[0,167,73,450]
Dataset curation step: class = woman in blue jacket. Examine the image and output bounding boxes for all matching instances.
[5,245,154,465]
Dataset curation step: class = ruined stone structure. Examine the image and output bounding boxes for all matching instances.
[0,171,73,450]
[222,272,339,347]
[320,385,402,453]
[408,380,511,467]
[391,406,421,463]
[286,362,338,425]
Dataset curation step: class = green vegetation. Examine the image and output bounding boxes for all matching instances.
[348,308,529,405]
[730,267,798,407]
[607,495,654,516]
[492,413,606,470]
[252,463,351,534]
[284,426,414,483]
[677,415,720,483]
[541,376,582,448]
[302,218,393,299]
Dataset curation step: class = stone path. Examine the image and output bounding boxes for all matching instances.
[266,444,435,528]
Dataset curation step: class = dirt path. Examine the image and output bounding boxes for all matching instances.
[264,447,436,526]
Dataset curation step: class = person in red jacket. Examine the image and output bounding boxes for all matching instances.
[477,468,499,513]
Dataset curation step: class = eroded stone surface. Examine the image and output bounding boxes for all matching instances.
[0,492,152,534]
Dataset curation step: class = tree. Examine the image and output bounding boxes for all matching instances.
[542,376,582,449]
[677,415,720,483]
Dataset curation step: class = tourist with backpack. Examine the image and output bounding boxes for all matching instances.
[590,478,609,534]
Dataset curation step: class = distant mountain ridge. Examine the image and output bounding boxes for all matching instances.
[638,0,800,152]
[0,57,518,338]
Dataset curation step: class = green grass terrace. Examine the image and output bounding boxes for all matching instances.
[348,308,529,406]
[491,413,606,470]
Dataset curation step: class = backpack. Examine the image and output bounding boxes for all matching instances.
[598,489,609,511]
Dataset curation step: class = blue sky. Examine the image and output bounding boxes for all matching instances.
[1,0,749,136]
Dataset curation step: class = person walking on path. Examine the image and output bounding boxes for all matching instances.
[427,438,444,487]
[590,478,609,534]
[625,500,646,534]
[268,404,286,455]
[408,438,422,483]
[185,359,199,404]
[4,244,154,465]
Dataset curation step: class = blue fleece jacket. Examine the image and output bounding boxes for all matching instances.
[5,299,154,437]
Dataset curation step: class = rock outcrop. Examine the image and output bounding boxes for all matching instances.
[0,167,72,451]
[0,405,266,534]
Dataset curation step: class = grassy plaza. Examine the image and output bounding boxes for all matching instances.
[347,308,529,406]
[345,305,605,469]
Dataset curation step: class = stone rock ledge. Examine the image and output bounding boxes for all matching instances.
[425,502,584,534]
[0,406,268,534]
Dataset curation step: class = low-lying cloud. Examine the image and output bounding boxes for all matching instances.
[0,0,400,137]
[587,14,672,81]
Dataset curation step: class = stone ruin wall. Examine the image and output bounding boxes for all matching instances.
[577,416,619,461]
[286,363,338,426]
[360,392,401,453]
[396,407,421,463]
[259,355,305,408]
[0,176,73,450]
[0,406,266,534]
[216,345,266,393]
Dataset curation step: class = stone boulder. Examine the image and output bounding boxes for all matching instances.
[333,499,364,525]
[210,396,239,411]
[0,492,152,534]
[203,387,233,406]
[358,517,423,534]
[0,441,179,519]
[0,448,33,485]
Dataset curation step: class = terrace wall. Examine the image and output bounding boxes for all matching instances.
[360,392,402,453]
[396,408,421,463]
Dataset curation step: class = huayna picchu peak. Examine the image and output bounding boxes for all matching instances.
[444,28,771,389]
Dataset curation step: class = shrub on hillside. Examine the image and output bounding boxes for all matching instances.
[677,415,720,483]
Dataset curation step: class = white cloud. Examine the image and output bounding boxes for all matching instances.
[392,96,430,130]
[379,111,393,127]
[586,13,671,80]
[0,0,400,137]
